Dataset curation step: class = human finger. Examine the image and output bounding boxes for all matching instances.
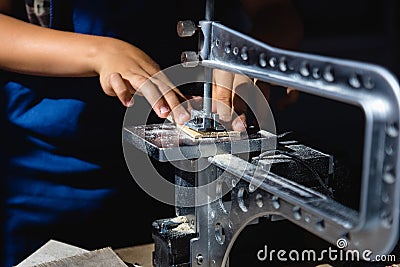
[150,75,190,124]
[213,69,235,122]
[231,74,250,131]
[231,113,247,132]
[126,73,171,118]
[109,72,134,107]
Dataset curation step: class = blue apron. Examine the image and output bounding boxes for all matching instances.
[0,1,248,266]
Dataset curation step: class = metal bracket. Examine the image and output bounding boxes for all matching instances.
[186,19,400,262]
[125,6,400,267]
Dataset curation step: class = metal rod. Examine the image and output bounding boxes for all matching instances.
[205,0,214,21]
[203,0,214,117]
[203,69,213,116]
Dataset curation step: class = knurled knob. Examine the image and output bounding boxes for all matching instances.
[181,51,199,67]
[177,20,197,37]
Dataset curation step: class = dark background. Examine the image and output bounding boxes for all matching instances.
[295,0,399,72]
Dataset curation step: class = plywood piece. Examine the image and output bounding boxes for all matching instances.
[15,240,89,267]
[114,243,154,267]
[177,124,240,139]
[31,247,128,267]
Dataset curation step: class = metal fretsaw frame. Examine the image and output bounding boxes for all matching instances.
[123,1,400,266]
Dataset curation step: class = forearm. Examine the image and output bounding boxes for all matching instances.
[0,13,106,77]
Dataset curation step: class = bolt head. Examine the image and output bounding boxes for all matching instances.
[196,254,204,265]
[181,51,199,67]
[177,20,197,37]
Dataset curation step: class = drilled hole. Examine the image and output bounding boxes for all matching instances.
[293,206,302,220]
[300,62,310,77]
[272,196,280,210]
[279,57,288,72]
[312,67,321,79]
[269,57,277,68]
[380,211,393,228]
[385,144,394,156]
[316,220,325,231]
[349,74,362,88]
[233,47,239,56]
[383,166,396,184]
[224,42,231,54]
[241,47,248,60]
[256,194,263,208]
[238,187,249,212]
[215,39,221,48]
[323,65,335,82]
[386,122,399,138]
[259,53,267,67]
[196,254,204,265]
[215,222,226,245]
[364,76,375,89]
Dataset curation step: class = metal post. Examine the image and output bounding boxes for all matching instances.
[205,0,214,21]
[203,70,213,117]
[203,0,214,117]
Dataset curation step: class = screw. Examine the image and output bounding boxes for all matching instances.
[196,254,204,265]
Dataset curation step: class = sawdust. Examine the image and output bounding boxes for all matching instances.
[171,223,195,234]
[177,124,240,139]
[170,216,188,224]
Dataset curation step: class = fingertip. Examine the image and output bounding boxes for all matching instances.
[153,106,171,118]
[171,105,190,124]
[219,114,232,123]
[232,117,247,132]
[160,106,170,115]
[177,112,190,124]
[154,102,175,118]
[125,96,134,107]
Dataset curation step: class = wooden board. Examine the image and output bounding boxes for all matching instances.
[114,243,154,267]
[177,124,240,139]
[15,240,128,267]
[33,248,127,267]
[15,240,89,267]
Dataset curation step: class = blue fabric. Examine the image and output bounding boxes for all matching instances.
[1,1,142,265]
[0,1,248,266]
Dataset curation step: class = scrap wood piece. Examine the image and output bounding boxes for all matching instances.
[33,247,128,267]
[177,124,240,139]
[15,240,89,267]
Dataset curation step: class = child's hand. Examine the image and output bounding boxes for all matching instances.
[94,37,190,124]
